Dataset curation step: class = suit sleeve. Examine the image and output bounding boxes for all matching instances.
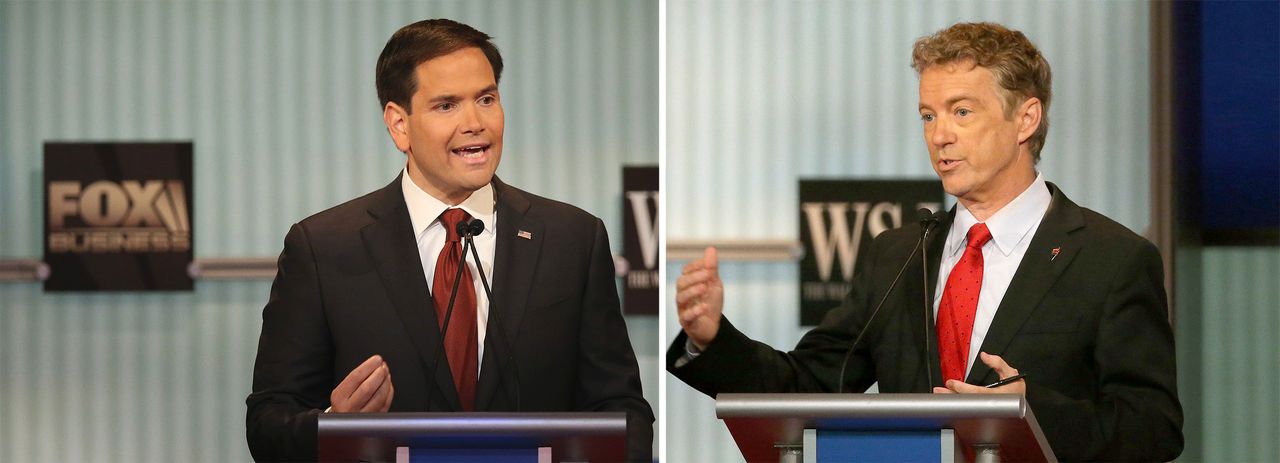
[246,222,334,462]
[665,229,886,396]
[575,218,655,462]
[1025,241,1183,461]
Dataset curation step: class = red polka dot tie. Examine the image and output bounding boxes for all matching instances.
[937,223,992,384]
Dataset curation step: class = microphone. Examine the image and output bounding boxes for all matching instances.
[916,208,943,389]
[459,219,522,411]
[424,220,477,412]
[834,208,940,393]
[917,207,942,232]
[458,218,484,238]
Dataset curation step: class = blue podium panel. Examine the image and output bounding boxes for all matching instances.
[411,448,538,462]
[817,430,942,463]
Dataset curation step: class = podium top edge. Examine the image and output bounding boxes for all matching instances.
[715,393,1028,419]
[318,412,627,436]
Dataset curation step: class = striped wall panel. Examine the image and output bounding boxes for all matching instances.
[0,1,657,461]
[665,1,1153,461]
[1199,247,1280,462]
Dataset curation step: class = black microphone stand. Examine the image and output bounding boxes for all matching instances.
[461,220,522,411]
[919,209,942,389]
[835,209,941,394]
[424,222,477,412]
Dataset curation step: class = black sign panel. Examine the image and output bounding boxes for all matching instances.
[622,166,658,314]
[43,142,194,291]
[798,180,944,325]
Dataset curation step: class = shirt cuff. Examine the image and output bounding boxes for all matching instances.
[672,338,704,369]
[685,338,704,358]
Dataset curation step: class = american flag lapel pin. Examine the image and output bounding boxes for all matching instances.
[517,230,532,240]
[1050,246,1061,261]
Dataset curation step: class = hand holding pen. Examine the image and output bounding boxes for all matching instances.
[932,352,1027,395]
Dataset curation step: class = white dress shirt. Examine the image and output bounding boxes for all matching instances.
[401,168,497,367]
[932,173,1052,379]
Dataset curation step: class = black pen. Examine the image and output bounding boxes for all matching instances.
[984,373,1028,388]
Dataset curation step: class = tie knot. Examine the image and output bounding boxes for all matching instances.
[440,208,473,242]
[966,223,992,249]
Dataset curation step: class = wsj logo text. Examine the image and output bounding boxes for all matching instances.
[801,201,938,301]
[626,190,659,289]
[47,180,191,253]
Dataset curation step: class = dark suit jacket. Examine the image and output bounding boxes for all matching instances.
[248,175,653,462]
[668,183,1182,461]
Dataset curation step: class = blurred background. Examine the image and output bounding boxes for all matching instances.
[665,0,1277,462]
[0,0,657,461]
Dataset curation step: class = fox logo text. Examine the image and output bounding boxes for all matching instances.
[47,180,191,253]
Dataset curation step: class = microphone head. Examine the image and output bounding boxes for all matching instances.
[916,208,939,225]
[455,219,484,237]
[917,208,942,236]
[455,219,474,237]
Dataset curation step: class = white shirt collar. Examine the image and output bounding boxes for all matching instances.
[946,173,1052,258]
[400,167,497,239]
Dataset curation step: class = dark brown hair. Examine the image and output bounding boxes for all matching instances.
[375,19,504,113]
[912,22,1052,161]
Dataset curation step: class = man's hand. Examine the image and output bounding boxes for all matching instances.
[676,247,724,348]
[330,355,395,413]
[932,352,1026,395]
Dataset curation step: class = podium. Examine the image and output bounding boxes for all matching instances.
[317,412,627,462]
[716,394,1055,463]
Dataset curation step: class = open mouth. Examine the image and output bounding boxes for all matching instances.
[451,143,490,161]
[938,159,962,171]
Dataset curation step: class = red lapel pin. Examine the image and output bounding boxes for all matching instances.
[1050,246,1061,261]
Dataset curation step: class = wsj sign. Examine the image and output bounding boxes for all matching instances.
[622,166,658,314]
[798,180,943,325]
[43,143,194,291]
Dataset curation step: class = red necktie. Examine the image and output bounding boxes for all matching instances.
[432,209,478,410]
[937,223,993,383]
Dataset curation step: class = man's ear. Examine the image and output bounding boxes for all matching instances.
[1015,96,1042,145]
[383,101,411,153]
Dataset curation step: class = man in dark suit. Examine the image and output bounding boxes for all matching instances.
[669,22,1182,461]
[247,19,652,462]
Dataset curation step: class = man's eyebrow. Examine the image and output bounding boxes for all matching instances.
[919,94,979,111]
[945,95,978,107]
[426,94,462,104]
[425,85,499,104]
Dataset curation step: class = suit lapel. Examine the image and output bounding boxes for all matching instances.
[475,178,544,410]
[966,183,1085,385]
[360,175,461,411]
[905,209,953,391]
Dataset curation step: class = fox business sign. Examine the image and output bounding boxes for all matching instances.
[798,180,943,325]
[622,166,658,314]
[43,142,194,291]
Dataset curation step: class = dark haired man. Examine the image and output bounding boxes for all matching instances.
[247,19,652,462]
[670,22,1181,461]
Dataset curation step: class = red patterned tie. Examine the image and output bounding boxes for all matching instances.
[937,223,993,383]
[432,209,478,410]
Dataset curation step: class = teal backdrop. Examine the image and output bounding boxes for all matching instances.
[0,1,658,461]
